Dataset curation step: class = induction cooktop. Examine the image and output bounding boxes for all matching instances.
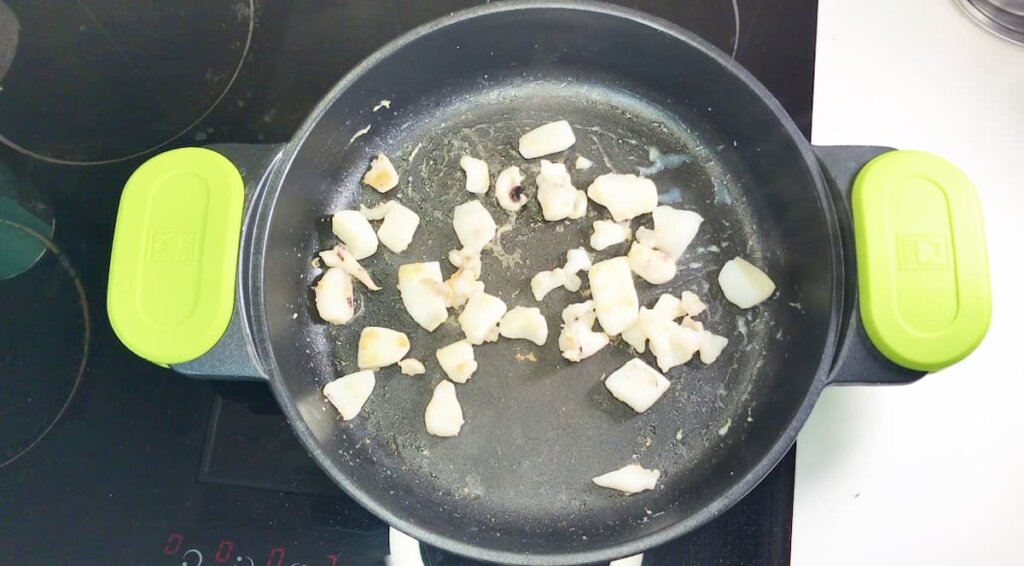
[0,1,817,564]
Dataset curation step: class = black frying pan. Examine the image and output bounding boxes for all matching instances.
[108,2,990,564]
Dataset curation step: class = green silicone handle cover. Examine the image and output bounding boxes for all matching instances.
[108,147,244,365]
[851,150,991,372]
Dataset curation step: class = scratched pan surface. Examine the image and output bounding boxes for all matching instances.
[255,4,838,564]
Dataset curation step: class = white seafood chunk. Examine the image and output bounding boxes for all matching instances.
[499,306,548,346]
[318,245,380,291]
[425,381,464,437]
[559,326,609,362]
[331,210,379,260]
[592,463,660,495]
[531,248,591,301]
[558,301,610,362]
[588,257,639,336]
[362,153,399,193]
[397,262,449,331]
[627,242,676,285]
[563,272,583,292]
[564,247,592,275]
[435,339,478,383]
[680,316,704,333]
[621,302,707,369]
[586,173,658,222]
[634,226,657,248]
[452,200,497,253]
[359,200,394,220]
[620,308,658,354]
[623,208,702,284]
[454,248,483,274]
[570,190,588,219]
[558,322,610,362]
[314,268,355,325]
[536,160,585,221]
[323,370,375,421]
[648,323,702,372]
[604,358,670,413]
[562,300,599,327]
[460,155,490,194]
[679,290,707,317]
[495,166,527,212]
[458,292,507,345]
[398,358,426,376]
[590,220,631,251]
[651,293,684,319]
[530,268,570,301]
[620,323,647,353]
[447,247,478,269]
[518,120,576,159]
[575,155,594,170]
[443,252,484,308]
[377,201,420,253]
[699,332,729,364]
[718,257,776,308]
[652,206,703,260]
[357,326,411,369]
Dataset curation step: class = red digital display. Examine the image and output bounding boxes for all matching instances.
[164,533,183,556]
[215,540,234,562]
[160,532,345,565]
[267,547,286,566]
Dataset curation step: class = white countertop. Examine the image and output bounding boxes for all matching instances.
[795,1,1024,564]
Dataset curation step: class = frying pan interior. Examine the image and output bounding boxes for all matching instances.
[258,4,837,562]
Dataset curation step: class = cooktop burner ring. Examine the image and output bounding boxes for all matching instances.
[0,0,254,166]
[0,219,90,468]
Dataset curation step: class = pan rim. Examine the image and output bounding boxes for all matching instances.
[249,1,844,564]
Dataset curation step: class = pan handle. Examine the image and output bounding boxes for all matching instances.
[814,146,991,385]
[108,144,283,380]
